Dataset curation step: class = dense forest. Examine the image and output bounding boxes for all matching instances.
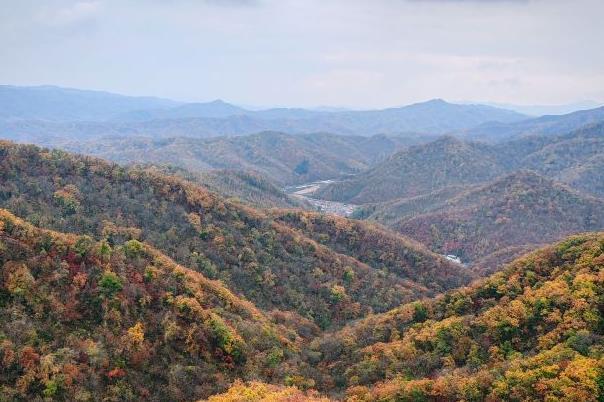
[2,205,602,400]
[319,123,604,269]
[132,165,306,209]
[305,232,604,401]
[357,171,604,271]
[1,91,604,401]
[60,132,419,186]
[2,0,604,398]
[318,123,604,203]
[0,141,469,331]
[0,209,301,400]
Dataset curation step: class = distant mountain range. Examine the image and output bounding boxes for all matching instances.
[483,100,603,116]
[0,85,527,140]
[459,104,604,141]
[455,100,603,116]
[0,85,179,121]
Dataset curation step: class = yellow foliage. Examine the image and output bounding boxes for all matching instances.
[127,322,145,346]
[4,262,35,296]
[205,380,330,401]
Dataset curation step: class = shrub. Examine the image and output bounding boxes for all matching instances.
[99,271,123,297]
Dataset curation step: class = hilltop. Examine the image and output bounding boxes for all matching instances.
[316,136,504,203]
[319,122,604,204]
[392,171,604,269]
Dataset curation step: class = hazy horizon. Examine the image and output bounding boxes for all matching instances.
[1,0,604,108]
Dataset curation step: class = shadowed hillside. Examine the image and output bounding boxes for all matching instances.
[360,171,604,270]
[134,165,306,209]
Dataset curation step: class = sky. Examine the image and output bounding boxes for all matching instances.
[1,0,603,108]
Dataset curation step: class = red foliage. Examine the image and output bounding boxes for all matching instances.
[19,346,40,370]
[107,367,126,379]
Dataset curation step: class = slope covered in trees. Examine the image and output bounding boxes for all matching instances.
[61,132,422,186]
[316,136,504,203]
[0,141,466,329]
[1,140,603,401]
[511,123,604,197]
[273,211,472,293]
[136,165,305,209]
[319,123,604,204]
[359,171,604,270]
[307,233,604,401]
[0,209,300,400]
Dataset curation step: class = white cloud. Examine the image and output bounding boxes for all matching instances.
[0,0,602,107]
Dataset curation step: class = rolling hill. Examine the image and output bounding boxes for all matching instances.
[512,123,604,197]
[460,104,604,142]
[60,132,423,186]
[131,165,306,209]
[373,171,604,270]
[0,209,299,400]
[0,141,469,330]
[316,136,505,203]
[318,122,604,204]
[306,233,604,400]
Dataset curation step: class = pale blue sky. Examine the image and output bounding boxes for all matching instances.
[1,0,603,108]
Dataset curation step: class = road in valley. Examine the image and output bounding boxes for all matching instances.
[285,180,357,217]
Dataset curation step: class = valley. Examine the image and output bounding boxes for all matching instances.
[286,180,358,217]
[1,85,603,401]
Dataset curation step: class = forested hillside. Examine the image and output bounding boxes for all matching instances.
[1,140,602,401]
[393,171,604,268]
[316,136,504,203]
[0,209,299,400]
[318,123,604,204]
[60,132,423,186]
[135,165,305,209]
[0,141,467,330]
[354,171,604,269]
[307,233,604,400]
